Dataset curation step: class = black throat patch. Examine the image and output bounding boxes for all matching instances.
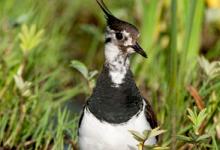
[87,65,143,124]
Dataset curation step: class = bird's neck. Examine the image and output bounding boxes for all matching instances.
[104,43,130,87]
[87,62,143,124]
[86,43,143,123]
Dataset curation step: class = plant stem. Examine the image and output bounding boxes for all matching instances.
[138,142,144,150]
[169,0,177,149]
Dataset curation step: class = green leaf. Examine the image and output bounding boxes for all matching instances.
[143,145,169,150]
[187,108,197,122]
[143,145,154,150]
[18,24,44,54]
[88,70,98,80]
[128,130,145,142]
[187,115,195,124]
[71,60,89,79]
[197,108,207,125]
[176,135,192,142]
[196,134,210,142]
[152,146,170,150]
[198,56,220,79]
[148,127,166,138]
[143,130,151,139]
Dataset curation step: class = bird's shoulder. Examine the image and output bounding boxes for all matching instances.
[143,98,158,130]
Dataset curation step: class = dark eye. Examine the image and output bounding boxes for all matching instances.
[115,32,123,40]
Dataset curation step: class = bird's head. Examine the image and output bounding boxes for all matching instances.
[97,0,147,62]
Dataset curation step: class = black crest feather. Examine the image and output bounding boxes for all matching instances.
[96,0,139,36]
[96,0,123,30]
[96,0,113,18]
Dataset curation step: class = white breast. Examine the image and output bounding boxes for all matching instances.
[104,43,129,87]
[78,101,156,150]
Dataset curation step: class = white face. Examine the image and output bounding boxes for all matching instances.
[104,27,136,87]
[103,26,145,87]
[105,27,136,55]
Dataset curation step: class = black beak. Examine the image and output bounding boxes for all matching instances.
[132,42,147,58]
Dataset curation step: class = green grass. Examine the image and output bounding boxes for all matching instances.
[1,0,220,149]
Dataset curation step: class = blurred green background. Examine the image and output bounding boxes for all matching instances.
[0,0,220,149]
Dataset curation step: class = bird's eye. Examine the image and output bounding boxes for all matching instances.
[115,32,123,40]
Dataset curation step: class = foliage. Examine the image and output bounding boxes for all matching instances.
[129,127,168,150]
[177,108,211,149]
[71,60,98,92]
[18,24,44,55]
[198,56,220,80]
[0,0,220,149]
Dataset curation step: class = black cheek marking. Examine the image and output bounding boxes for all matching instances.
[119,45,128,53]
[105,38,111,43]
[123,37,128,44]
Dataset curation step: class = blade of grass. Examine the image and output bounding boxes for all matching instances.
[167,0,178,149]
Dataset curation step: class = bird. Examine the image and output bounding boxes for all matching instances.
[78,0,158,150]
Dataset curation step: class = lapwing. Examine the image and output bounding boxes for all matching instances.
[78,0,158,149]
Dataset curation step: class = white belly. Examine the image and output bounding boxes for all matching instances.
[78,102,156,150]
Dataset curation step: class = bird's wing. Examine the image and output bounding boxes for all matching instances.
[78,105,85,133]
[143,98,159,140]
